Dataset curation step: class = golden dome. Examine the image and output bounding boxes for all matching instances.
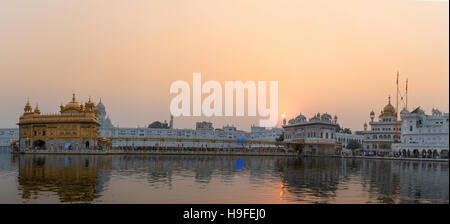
[60,94,83,113]
[380,96,396,117]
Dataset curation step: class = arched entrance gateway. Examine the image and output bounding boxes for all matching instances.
[33,140,45,150]
[441,150,449,159]
[433,150,439,159]
[402,149,406,157]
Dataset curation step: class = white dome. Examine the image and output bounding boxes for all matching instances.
[96,101,105,110]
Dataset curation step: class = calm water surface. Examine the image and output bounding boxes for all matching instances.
[0,148,448,204]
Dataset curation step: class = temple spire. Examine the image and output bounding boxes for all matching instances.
[34,104,40,114]
[24,98,32,112]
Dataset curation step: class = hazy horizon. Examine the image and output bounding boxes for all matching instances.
[0,0,448,131]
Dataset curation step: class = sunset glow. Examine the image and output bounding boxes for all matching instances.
[0,0,448,131]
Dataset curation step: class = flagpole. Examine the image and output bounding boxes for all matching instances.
[396,71,399,142]
[406,79,408,111]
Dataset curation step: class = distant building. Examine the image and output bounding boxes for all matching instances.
[283,112,339,144]
[0,128,19,147]
[392,107,449,158]
[97,99,114,128]
[95,102,282,148]
[250,125,283,141]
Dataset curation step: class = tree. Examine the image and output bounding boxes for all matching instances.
[346,140,361,150]
[276,132,284,142]
[342,128,352,134]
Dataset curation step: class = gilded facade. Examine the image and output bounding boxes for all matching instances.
[18,94,99,151]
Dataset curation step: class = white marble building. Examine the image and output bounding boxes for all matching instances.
[283,112,339,144]
[98,125,282,148]
[96,101,283,148]
[361,97,401,156]
[392,107,449,158]
[283,112,364,151]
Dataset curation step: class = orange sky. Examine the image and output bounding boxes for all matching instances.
[0,0,448,131]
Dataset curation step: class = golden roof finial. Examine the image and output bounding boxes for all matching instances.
[72,93,76,102]
[24,97,32,112]
[34,103,40,113]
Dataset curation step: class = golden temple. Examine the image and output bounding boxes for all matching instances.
[17,94,100,151]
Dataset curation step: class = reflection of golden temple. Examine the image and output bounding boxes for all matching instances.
[17,156,112,203]
[17,94,99,151]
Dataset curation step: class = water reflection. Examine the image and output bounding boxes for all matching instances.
[2,150,448,204]
[279,158,448,203]
[15,155,111,203]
